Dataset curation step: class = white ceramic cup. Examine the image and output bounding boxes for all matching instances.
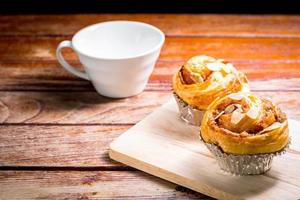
[56,21,165,98]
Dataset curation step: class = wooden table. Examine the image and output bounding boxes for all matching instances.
[0,14,300,199]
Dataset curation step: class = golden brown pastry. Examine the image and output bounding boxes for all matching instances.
[173,55,249,110]
[200,92,289,155]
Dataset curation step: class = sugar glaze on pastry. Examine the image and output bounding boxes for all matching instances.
[200,93,289,155]
[173,55,249,110]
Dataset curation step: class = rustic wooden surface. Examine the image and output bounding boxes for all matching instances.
[0,14,300,199]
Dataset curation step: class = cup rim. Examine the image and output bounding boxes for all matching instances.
[71,20,165,60]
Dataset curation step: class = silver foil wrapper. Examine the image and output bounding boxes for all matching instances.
[204,143,288,175]
[173,93,205,126]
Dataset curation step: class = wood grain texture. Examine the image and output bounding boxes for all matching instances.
[0,79,173,92]
[110,100,300,200]
[1,37,300,91]
[1,61,300,85]
[152,61,300,81]
[1,79,300,92]
[1,14,300,38]
[0,92,299,168]
[0,171,212,199]
[0,91,171,124]
[160,38,300,61]
[0,125,129,167]
[0,91,299,125]
[1,37,300,62]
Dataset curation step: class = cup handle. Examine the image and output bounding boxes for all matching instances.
[56,40,89,80]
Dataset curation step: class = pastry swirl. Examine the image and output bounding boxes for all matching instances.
[200,93,289,155]
[172,55,249,110]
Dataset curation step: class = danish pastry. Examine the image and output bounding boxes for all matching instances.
[200,92,289,175]
[173,55,249,125]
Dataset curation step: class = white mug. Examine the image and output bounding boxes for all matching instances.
[56,21,165,98]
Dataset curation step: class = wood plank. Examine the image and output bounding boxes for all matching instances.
[1,37,300,91]
[1,14,300,38]
[0,125,128,167]
[1,78,300,92]
[152,61,300,82]
[1,37,300,62]
[0,60,300,91]
[0,79,172,92]
[0,91,171,124]
[0,171,212,199]
[162,61,300,81]
[1,60,300,84]
[160,38,300,61]
[249,78,300,91]
[109,100,300,200]
[0,92,299,168]
[0,91,299,125]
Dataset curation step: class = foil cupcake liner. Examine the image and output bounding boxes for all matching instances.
[205,143,274,175]
[173,93,205,126]
[205,143,287,176]
[204,142,289,175]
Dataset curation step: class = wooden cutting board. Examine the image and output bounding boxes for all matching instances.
[109,98,300,200]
